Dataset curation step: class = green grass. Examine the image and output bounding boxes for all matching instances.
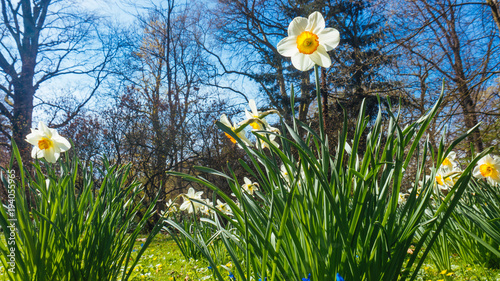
[1,233,499,280]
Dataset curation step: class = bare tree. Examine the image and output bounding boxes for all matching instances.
[389,0,500,153]
[0,0,115,165]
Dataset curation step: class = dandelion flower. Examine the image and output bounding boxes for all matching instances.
[25,121,71,163]
[277,11,340,71]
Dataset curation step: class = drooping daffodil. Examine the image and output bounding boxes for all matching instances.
[473,154,500,185]
[245,99,269,130]
[277,11,340,71]
[25,121,71,163]
[241,177,259,195]
[220,114,252,147]
[179,187,204,213]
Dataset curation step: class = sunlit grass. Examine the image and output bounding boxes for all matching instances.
[0,233,499,280]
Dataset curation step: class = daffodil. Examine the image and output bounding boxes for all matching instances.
[255,129,280,149]
[244,99,269,130]
[215,199,231,215]
[179,187,204,213]
[398,192,407,205]
[441,151,457,170]
[200,199,214,217]
[473,154,500,185]
[241,177,259,195]
[220,114,252,146]
[277,11,340,71]
[25,121,71,163]
[160,199,178,217]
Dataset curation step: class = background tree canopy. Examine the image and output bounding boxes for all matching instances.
[0,0,498,216]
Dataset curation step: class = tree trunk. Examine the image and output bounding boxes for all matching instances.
[486,0,500,35]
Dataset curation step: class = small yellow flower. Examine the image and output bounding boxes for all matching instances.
[439,269,447,274]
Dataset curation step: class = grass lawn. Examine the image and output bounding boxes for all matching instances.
[1,233,499,280]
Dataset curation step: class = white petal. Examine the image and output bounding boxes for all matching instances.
[309,45,331,68]
[26,132,42,145]
[448,151,456,160]
[35,148,45,159]
[38,122,52,138]
[45,147,59,163]
[288,16,308,36]
[52,135,71,152]
[277,36,299,57]
[244,177,251,185]
[472,166,483,178]
[220,114,232,127]
[31,147,40,158]
[291,53,315,71]
[249,100,258,116]
[319,28,340,51]
[306,11,325,34]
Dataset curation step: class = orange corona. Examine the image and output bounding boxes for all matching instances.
[296,31,319,54]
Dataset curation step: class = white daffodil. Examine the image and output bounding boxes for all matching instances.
[435,169,450,192]
[25,121,71,163]
[179,187,204,213]
[245,99,269,130]
[215,199,231,215]
[241,177,259,195]
[277,11,340,71]
[220,114,252,147]
[200,199,214,217]
[473,154,500,185]
[164,199,178,215]
[256,130,280,149]
[441,151,457,171]
[398,192,407,205]
[280,164,292,191]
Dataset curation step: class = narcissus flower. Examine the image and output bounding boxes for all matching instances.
[241,177,259,195]
[473,154,500,185]
[245,99,269,130]
[25,121,71,163]
[277,11,340,71]
[216,199,232,215]
[220,114,252,146]
[179,187,204,213]
[441,151,457,170]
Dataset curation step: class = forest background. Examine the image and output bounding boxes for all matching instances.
[0,0,499,228]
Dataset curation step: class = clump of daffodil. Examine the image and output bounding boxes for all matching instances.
[277,11,340,71]
[25,121,71,163]
[473,154,500,185]
[220,114,252,147]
